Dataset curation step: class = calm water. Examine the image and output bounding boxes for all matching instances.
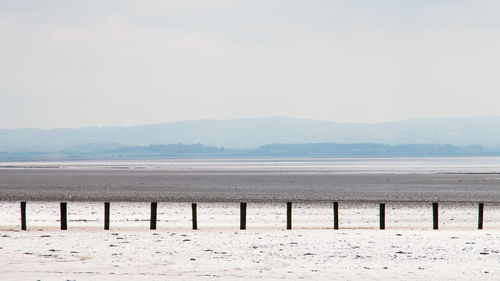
[1,157,500,202]
[3,157,500,173]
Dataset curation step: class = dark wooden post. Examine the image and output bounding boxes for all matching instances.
[60,202,67,230]
[104,202,110,230]
[286,202,292,230]
[333,201,339,230]
[192,203,198,230]
[379,203,385,230]
[150,202,157,230]
[20,201,27,231]
[432,202,438,230]
[478,203,484,230]
[240,202,247,230]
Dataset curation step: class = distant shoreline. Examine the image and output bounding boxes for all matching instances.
[2,142,500,161]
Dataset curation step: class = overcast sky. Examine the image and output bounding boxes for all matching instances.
[1,0,500,129]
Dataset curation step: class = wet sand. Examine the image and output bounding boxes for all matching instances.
[1,169,500,202]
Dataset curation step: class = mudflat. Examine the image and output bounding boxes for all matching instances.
[1,168,500,202]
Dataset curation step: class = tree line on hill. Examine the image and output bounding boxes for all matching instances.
[0,142,499,161]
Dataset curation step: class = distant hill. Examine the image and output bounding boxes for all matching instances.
[1,116,500,152]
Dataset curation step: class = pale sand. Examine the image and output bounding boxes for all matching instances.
[1,201,500,280]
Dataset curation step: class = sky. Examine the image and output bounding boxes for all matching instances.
[1,0,500,129]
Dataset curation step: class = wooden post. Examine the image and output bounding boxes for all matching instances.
[240,202,247,230]
[60,202,67,230]
[478,202,484,230]
[432,202,438,230]
[192,203,198,230]
[20,201,27,231]
[286,202,292,230]
[333,201,339,230]
[150,202,157,230]
[379,203,385,230]
[104,202,110,230]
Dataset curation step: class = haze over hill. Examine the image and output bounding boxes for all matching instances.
[1,116,500,153]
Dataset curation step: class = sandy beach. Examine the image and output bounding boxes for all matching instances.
[1,201,500,280]
[1,159,500,279]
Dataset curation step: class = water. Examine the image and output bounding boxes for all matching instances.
[2,157,500,173]
[1,157,500,202]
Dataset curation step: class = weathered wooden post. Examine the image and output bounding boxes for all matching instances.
[333,201,339,230]
[379,203,385,230]
[478,202,484,230]
[60,202,67,230]
[192,203,198,230]
[432,202,438,230]
[20,201,27,231]
[286,202,292,230]
[240,202,247,230]
[104,202,110,230]
[150,202,157,230]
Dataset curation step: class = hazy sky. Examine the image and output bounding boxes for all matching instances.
[1,0,500,129]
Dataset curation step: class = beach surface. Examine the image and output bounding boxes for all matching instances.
[2,158,500,202]
[2,158,500,279]
[1,201,500,280]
